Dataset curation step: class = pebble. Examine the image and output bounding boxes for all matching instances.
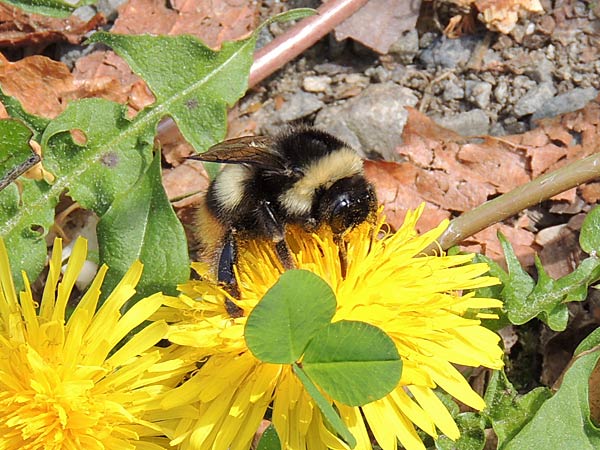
[531,87,599,122]
[513,82,557,117]
[388,29,420,64]
[343,73,370,85]
[525,53,555,83]
[433,109,490,136]
[314,63,347,75]
[494,80,509,104]
[95,0,128,21]
[315,82,418,160]
[365,66,392,83]
[465,81,492,109]
[443,80,465,101]
[419,35,478,69]
[277,92,324,122]
[302,75,331,93]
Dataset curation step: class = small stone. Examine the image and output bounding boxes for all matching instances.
[537,15,556,35]
[95,0,127,21]
[314,63,347,75]
[302,75,331,93]
[315,82,418,160]
[513,82,557,117]
[465,81,492,109]
[535,224,568,246]
[277,92,324,122]
[433,109,490,136]
[388,29,420,64]
[343,73,369,85]
[494,80,509,104]
[419,35,478,69]
[442,80,465,101]
[73,5,97,21]
[531,87,599,122]
[525,54,555,83]
[365,66,391,83]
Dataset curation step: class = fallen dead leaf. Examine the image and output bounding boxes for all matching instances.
[0,53,74,117]
[163,162,209,209]
[0,3,104,47]
[440,0,544,34]
[334,0,421,54]
[364,96,600,266]
[364,160,451,232]
[72,50,156,116]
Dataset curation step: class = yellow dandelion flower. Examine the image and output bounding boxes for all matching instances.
[0,237,193,450]
[162,205,504,450]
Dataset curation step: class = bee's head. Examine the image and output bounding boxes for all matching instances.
[317,175,376,234]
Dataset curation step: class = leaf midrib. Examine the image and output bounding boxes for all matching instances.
[0,37,253,238]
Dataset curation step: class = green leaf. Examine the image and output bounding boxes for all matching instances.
[2,24,260,285]
[262,7,316,26]
[42,98,154,215]
[0,179,55,291]
[0,0,95,18]
[0,119,38,191]
[497,232,600,331]
[302,320,402,406]
[581,205,600,254]
[245,270,336,364]
[503,347,600,450]
[257,424,281,450]
[87,32,256,156]
[497,232,535,313]
[576,327,600,355]
[435,412,486,450]
[482,370,552,449]
[97,152,189,301]
[0,96,154,290]
[293,362,356,448]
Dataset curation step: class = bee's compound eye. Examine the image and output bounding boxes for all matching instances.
[316,175,375,234]
[330,195,352,234]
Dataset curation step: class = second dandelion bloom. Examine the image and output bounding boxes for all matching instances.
[161,205,505,450]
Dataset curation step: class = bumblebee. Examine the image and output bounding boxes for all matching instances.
[190,127,377,288]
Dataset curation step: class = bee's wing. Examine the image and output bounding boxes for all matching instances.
[188,136,286,171]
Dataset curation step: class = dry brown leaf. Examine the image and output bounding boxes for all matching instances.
[581,182,600,204]
[442,0,544,34]
[0,3,104,46]
[334,0,421,54]
[364,160,451,232]
[163,163,209,208]
[72,51,155,116]
[463,223,536,266]
[363,96,600,266]
[537,219,584,279]
[0,53,74,117]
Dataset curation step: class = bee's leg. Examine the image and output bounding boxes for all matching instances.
[218,231,244,318]
[274,239,295,270]
[218,231,237,285]
[260,200,295,271]
[334,235,348,278]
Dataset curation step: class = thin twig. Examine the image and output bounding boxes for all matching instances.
[432,152,600,252]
